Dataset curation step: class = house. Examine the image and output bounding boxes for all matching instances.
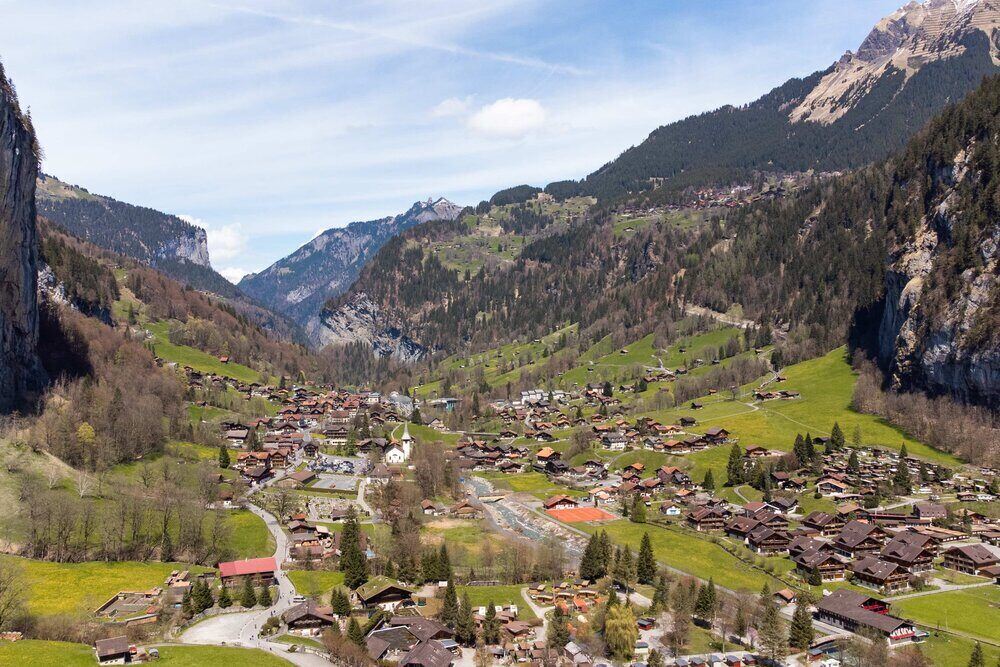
[283,601,336,634]
[942,544,1000,576]
[218,557,277,587]
[659,502,681,517]
[366,617,453,663]
[790,536,847,582]
[773,588,797,606]
[814,590,916,645]
[399,639,455,667]
[880,533,935,573]
[817,478,851,496]
[421,500,445,516]
[353,577,415,612]
[286,469,316,487]
[912,502,947,521]
[95,636,132,664]
[834,521,887,558]
[746,525,790,554]
[703,427,731,444]
[543,495,579,511]
[448,500,482,519]
[850,556,911,593]
[802,511,844,536]
[686,507,726,532]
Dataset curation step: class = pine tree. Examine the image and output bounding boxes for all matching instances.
[758,601,787,662]
[483,600,501,645]
[848,449,860,474]
[181,589,193,618]
[637,532,656,585]
[441,577,459,629]
[340,509,369,590]
[694,579,716,622]
[240,577,257,608]
[830,422,845,451]
[347,616,365,645]
[422,550,440,583]
[579,533,604,581]
[438,544,452,580]
[549,605,570,650]
[894,446,912,493]
[648,650,666,667]
[793,434,806,463]
[703,470,715,491]
[331,588,351,616]
[726,444,743,485]
[257,585,272,607]
[804,433,815,461]
[852,424,862,448]
[968,642,985,667]
[218,445,230,469]
[651,575,670,613]
[788,596,814,649]
[217,585,232,608]
[457,593,477,646]
[598,530,613,573]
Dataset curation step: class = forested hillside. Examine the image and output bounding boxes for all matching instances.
[580,31,999,202]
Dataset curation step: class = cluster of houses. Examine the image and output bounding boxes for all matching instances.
[92,570,206,629]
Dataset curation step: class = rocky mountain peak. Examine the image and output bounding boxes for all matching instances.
[791,0,1000,124]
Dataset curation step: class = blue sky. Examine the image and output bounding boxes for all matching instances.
[0,0,903,281]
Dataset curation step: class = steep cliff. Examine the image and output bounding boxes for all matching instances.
[876,76,1000,404]
[0,66,46,411]
[239,197,462,330]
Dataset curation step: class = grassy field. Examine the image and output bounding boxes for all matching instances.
[0,556,210,617]
[578,520,784,593]
[225,509,274,559]
[891,586,1000,642]
[286,569,345,598]
[0,639,95,666]
[147,321,262,384]
[476,472,587,499]
[458,584,536,620]
[643,348,958,472]
[154,645,292,666]
[920,633,1000,667]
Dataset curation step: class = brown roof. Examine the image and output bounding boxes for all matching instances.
[815,589,910,634]
[95,636,130,658]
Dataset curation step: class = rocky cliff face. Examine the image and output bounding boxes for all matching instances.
[792,0,1000,124]
[240,197,462,329]
[308,292,429,361]
[0,67,46,411]
[877,98,1000,405]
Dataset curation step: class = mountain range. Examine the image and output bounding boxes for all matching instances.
[237,197,464,337]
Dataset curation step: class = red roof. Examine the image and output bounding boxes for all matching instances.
[218,557,277,578]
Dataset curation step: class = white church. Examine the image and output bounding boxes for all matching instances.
[383,423,413,464]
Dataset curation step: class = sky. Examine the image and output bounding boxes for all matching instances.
[0,0,904,282]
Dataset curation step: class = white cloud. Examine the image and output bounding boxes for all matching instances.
[218,266,248,284]
[468,98,546,138]
[431,96,473,118]
[181,215,248,263]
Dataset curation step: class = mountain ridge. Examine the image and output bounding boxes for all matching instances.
[237,196,463,333]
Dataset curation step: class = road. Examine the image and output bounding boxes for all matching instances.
[179,452,336,665]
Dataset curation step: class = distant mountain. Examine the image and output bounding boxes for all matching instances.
[238,197,464,331]
[33,174,242,296]
[580,0,1000,201]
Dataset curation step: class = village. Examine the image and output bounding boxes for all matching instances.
[72,349,1000,667]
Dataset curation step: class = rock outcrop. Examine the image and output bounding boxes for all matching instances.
[877,112,1000,405]
[309,293,429,361]
[0,66,46,411]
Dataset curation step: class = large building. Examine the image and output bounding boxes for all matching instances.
[814,590,917,646]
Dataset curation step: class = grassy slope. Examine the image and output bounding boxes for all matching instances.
[891,586,1000,642]
[147,321,261,384]
[642,348,958,484]
[286,570,345,598]
[225,509,275,559]
[579,520,784,593]
[154,645,292,666]
[921,634,1000,667]
[0,556,210,617]
[0,640,95,666]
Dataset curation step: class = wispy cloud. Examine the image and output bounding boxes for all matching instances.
[0,0,904,272]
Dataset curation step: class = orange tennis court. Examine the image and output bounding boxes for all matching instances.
[547,507,617,523]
